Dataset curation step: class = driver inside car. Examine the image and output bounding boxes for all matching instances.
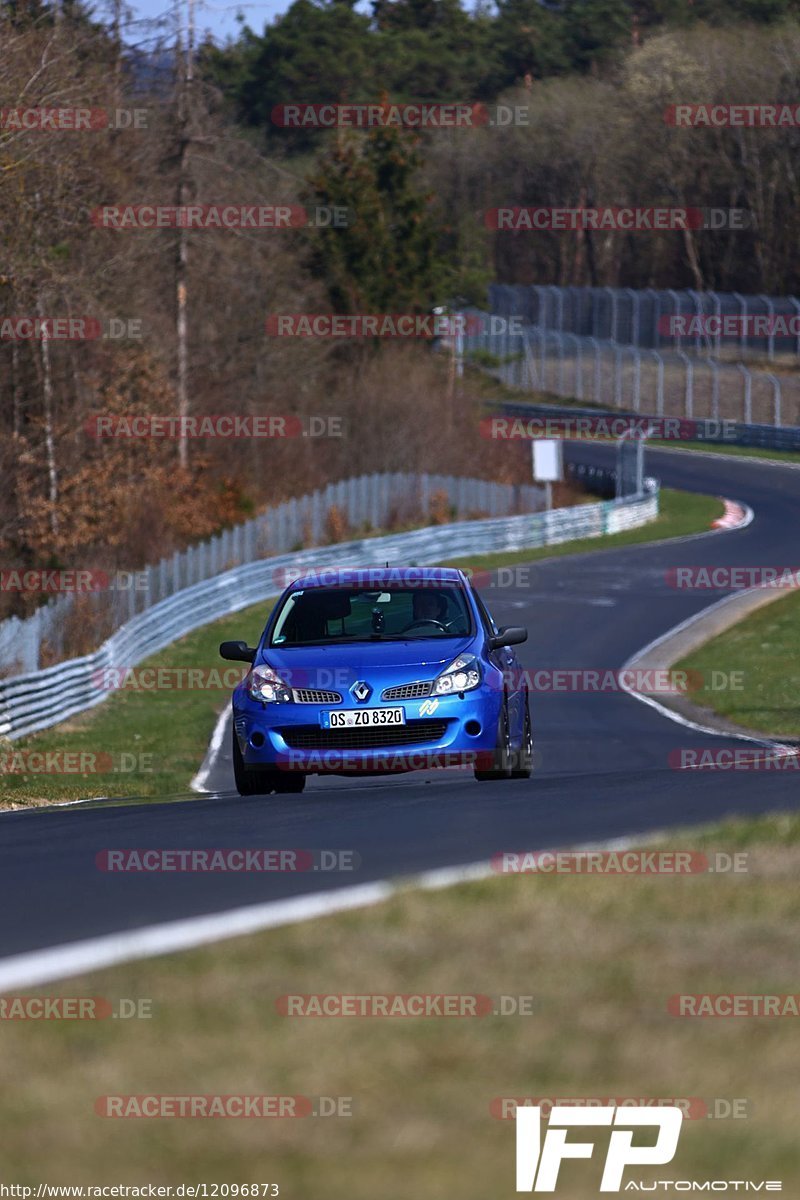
[405,589,448,629]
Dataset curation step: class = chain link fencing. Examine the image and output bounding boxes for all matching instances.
[489,284,800,362]
[460,308,799,430]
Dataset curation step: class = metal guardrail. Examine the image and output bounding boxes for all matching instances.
[0,488,659,741]
[490,283,800,360]
[497,399,800,454]
[0,472,544,677]
[459,310,800,433]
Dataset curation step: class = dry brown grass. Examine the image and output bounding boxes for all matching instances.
[1,820,798,1195]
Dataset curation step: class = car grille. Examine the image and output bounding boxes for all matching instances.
[382,680,433,700]
[278,720,449,750]
[292,689,343,704]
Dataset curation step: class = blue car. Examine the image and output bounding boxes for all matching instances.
[219,567,531,795]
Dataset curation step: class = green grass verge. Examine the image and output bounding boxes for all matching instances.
[0,488,722,809]
[1,813,798,1193]
[675,587,800,737]
[443,487,722,573]
[0,600,275,808]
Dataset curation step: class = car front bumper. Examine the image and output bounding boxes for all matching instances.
[232,687,505,775]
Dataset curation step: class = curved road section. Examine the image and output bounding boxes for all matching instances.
[1,445,799,976]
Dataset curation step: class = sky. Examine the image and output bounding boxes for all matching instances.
[119,0,289,50]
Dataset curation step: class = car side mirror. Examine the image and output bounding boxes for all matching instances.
[219,640,256,663]
[490,626,528,650]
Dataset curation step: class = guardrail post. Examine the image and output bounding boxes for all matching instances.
[733,291,747,358]
[605,286,618,342]
[648,288,661,350]
[676,350,693,419]
[651,350,664,416]
[710,290,722,359]
[589,337,601,404]
[737,363,753,424]
[688,289,705,356]
[626,287,639,346]
[667,289,682,354]
[614,346,623,408]
[710,360,720,420]
[767,373,782,426]
[760,294,775,360]
[791,298,800,359]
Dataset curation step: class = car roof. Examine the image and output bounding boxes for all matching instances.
[287,566,466,590]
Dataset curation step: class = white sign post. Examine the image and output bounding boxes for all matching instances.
[532,439,563,511]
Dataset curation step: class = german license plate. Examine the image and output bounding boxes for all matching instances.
[321,707,405,729]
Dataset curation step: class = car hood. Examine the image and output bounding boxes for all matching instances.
[258,636,474,676]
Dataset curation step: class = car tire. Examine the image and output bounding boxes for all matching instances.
[269,771,306,794]
[510,695,533,779]
[232,726,276,796]
[474,703,512,782]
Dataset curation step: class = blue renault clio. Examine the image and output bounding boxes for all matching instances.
[220,566,531,795]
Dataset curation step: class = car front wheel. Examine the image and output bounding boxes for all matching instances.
[232,728,306,795]
[474,703,512,782]
[510,695,533,779]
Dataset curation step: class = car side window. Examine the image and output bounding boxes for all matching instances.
[472,588,499,637]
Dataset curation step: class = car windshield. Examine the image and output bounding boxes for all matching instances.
[270,585,473,646]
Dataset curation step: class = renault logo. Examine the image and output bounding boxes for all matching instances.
[351,680,372,702]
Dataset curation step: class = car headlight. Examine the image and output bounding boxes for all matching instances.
[432,653,481,695]
[247,664,292,704]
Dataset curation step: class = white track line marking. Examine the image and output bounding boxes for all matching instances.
[191,705,231,793]
[618,513,797,758]
[0,836,650,991]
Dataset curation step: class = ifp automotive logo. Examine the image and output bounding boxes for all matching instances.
[516,1104,683,1191]
[514,1105,782,1192]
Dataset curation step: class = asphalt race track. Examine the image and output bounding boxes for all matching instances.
[2,444,799,969]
